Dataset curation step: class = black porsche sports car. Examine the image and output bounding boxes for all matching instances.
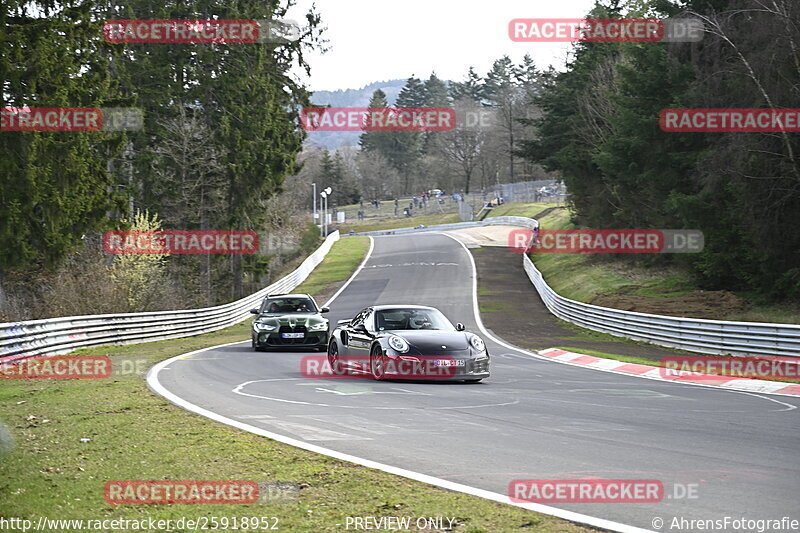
[250,293,330,351]
[327,305,490,382]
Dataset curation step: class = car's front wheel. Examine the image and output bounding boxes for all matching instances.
[370,346,386,380]
[328,342,344,374]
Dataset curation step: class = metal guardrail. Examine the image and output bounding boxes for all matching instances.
[352,215,800,358]
[0,231,341,361]
[5,214,798,360]
[522,254,800,358]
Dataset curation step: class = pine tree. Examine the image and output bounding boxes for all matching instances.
[423,73,450,107]
[0,0,126,270]
[449,67,484,103]
[396,75,427,108]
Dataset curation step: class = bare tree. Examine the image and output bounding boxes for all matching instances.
[433,98,488,193]
[146,107,227,302]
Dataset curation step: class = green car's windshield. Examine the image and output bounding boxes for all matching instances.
[375,308,454,331]
[261,297,317,314]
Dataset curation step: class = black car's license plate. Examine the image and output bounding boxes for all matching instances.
[281,332,304,339]
[434,359,465,367]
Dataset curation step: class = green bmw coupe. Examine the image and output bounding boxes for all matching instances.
[250,293,330,352]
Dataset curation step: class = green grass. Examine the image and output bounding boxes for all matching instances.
[555,346,673,367]
[485,202,560,219]
[339,213,460,234]
[0,236,591,533]
[293,236,370,296]
[724,304,800,324]
[530,209,697,302]
[529,208,800,324]
[479,301,509,313]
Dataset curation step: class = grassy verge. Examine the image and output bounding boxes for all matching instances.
[0,238,591,533]
[339,213,461,234]
[485,202,560,219]
[530,209,800,323]
[530,209,696,302]
[293,236,370,297]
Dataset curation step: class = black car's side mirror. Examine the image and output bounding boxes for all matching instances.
[250,308,260,315]
[353,324,369,334]
[455,323,466,331]
[320,307,330,313]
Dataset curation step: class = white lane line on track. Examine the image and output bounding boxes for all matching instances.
[438,231,800,409]
[322,236,375,307]
[148,233,654,533]
[232,379,520,410]
[257,420,372,441]
[148,342,653,533]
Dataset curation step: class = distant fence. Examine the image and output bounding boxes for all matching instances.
[0,232,341,361]
[342,215,537,237]
[336,179,564,224]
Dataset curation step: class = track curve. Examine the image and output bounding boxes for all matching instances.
[151,233,800,532]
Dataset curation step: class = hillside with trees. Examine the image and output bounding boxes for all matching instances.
[519,0,800,301]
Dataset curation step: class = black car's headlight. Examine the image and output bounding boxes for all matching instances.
[308,322,328,331]
[254,322,277,331]
[470,335,486,352]
[388,335,410,353]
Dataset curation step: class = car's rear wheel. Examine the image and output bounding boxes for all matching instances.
[370,346,386,380]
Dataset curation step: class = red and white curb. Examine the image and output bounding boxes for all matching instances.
[538,348,800,397]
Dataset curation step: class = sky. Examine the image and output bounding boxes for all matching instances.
[288,0,599,92]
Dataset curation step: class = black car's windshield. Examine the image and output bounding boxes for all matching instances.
[261,297,317,314]
[375,308,454,331]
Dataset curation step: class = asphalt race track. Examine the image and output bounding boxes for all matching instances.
[152,232,800,532]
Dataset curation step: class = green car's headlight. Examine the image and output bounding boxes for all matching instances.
[308,322,328,331]
[255,322,276,331]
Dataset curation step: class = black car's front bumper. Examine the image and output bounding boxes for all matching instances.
[381,350,490,380]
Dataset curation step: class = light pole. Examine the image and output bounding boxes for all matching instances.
[312,182,317,225]
[320,191,327,237]
[324,187,332,236]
